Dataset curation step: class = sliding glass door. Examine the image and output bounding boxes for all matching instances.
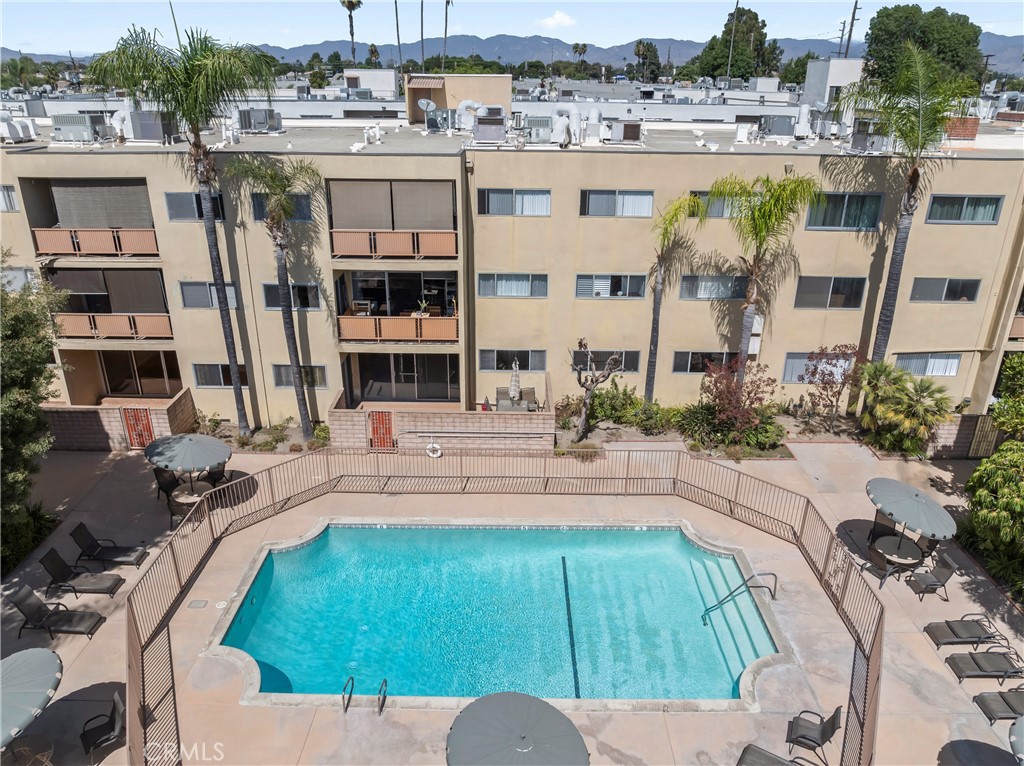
[100,350,182,397]
[357,353,459,402]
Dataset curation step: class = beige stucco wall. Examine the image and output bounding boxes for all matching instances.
[405,73,512,124]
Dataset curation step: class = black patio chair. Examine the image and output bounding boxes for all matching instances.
[39,548,124,599]
[785,706,842,764]
[974,685,1024,725]
[70,523,148,568]
[736,744,818,765]
[866,515,897,546]
[10,585,105,639]
[859,546,901,589]
[80,691,125,759]
[153,467,182,500]
[199,464,230,487]
[907,553,958,601]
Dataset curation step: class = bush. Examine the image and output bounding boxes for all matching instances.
[859,361,953,456]
[628,402,667,435]
[671,402,727,446]
[556,416,574,431]
[555,395,583,419]
[289,443,304,452]
[964,440,1024,599]
[235,434,253,449]
[738,411,787,451]
[0,501,58,576]
[590,378,642,425]
[313,423,330,442]
[194,410,224,437]
[253,439,278,452]
[571,442,601,462]
[998,353,1024,399]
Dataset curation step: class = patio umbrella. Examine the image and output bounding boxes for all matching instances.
[865,477,957,541]
[1,649,62,749]
[509,358,521,402]
[1010,715,1023,763]
[145,434,232,491]
[446,692,589,766]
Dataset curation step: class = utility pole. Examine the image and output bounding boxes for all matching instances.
[835,21,847,59]
[981,53,994,89]
[843,0,859,58]
[725,0,740,80]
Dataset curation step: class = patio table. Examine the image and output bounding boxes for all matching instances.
[171,481,214,506]
[873,535,925,570]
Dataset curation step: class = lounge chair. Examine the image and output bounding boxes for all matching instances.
[785,706,842,764]
[924,613,1005,649]
[153,467,182,500]
[39,548,124,599]
[81,691,125,758]
[10,585,105,639]
[736,744,817,765]
[974,686,1024,725]
[907,553,958,601]
[70,523,148,568]
[947,648,1024,685]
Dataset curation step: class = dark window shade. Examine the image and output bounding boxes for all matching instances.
[105,269,167,313]
[165,192,225,221]
[329,181,392,229]
[794,277,832,308]
[48,268,106,293]
[392,181,454,230]
[50,179,154,229]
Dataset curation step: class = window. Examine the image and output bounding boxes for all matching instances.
[165,192,225,221]
[909,278,981,303]
[690,191,735,219]
[263,283,320,310]
[0,184,17,212]
[477,189,551,216]
[193,363,248,387]
[272,364,327,388]
[571,349,640,372]
[252,193,312,222]
[575,274,646,298]
[479,350,547,371]
[2,267,34,290]
[926,195,1001,224]
[807,193,882,230]
[478,273,547,298]
[180,281,239,309]
[679,275,748,300]
[579,190,654,218]
[783,353,813,383]
[794,276,866,309]
[895,353,961,377]
[672,351,738,373]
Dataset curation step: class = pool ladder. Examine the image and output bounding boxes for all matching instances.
[700,572,777,626]
[339,676,387,716]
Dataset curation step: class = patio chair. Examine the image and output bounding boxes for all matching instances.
[199,464,230,487]
[947,647,1024,685]
[907,553,958,601]
[736,744,818,765]
[39,548,124,599]
[924,613,1005,649]
[973,685,1024,725]
[80,691,125,759]
[859,546,901,588]
[69,523,148,569]
[167,496,192,527]
[153,467,182,500]
[785,706,842,764]
[10,585,105,640]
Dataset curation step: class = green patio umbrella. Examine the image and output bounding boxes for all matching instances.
[865,478,957,541]
[446,692,589,766]
[1,648,62,748]
[144,434,232,490]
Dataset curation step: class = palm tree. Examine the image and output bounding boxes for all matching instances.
[339,0,363,64]
[394,0,403,72]
[644,194,705,402]
[90,27,275,436]
[579,43,588,64]
[227,157,321,441]
[420,0,425,68]
[838,43,977,363]
[572,43,580,63]
[634,40,644,82]
[368,43,380,69]
[442,0,454,73]
[707,172,822,387]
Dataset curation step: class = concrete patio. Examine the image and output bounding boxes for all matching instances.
[1,443,1021,766]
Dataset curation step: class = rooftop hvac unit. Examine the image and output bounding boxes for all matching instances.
[425,108,457,132]
[511,112,524,129]
[296,85,310,99]
[352,88,373,100]
[130,111,177,142]
[608,121,642,143]
[474,115,506,143]
[524,115,552,144]
[760,115,796,137]
[52,113,108,142]
[236,108,281,133]
[729,78,744,90]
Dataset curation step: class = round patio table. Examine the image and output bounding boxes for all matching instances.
[171,481,214,506]
[873,535,924,568]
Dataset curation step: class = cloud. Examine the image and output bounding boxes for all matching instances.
[535,11,576,31]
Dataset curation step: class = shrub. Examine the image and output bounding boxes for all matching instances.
[628,402,667,435]
[313,423,330,442]
[797,343,865,432]
[671,402,727,446]
[964,440,1024,598]
[253,439,278,452]
[998,353,1024,399]
[701,360,779,441]
[289,443,304,453]
[860,364,953,456]
[556,416,574,431]
[194,410,224,437]
[555,395,583,419]
[590,378,642,425]
[571,442,601,462]
[235,434,253,449]
[738,411,787,451]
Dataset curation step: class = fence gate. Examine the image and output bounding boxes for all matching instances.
[968,415,1000,459]
[122,408,154,449]
[367,411,395,452]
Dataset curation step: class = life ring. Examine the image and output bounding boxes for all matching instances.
[425,442,443,459]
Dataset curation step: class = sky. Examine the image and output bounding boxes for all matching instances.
[1,0,1021,56]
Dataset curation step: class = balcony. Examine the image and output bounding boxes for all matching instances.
[331,230,457,259]
[1010,315,1024,341]
[33,228,160,258]
[55,313,173,340]
[337,314,458,342]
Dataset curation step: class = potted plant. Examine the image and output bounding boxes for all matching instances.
[414,298,429,317]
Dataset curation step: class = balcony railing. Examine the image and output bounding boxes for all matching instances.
[1010,315,1024,341]
[337,314,458,342]
[55,313,173,340]
[331,230,457,259]
[33,228,160,257]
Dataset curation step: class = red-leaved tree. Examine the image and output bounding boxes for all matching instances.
[700,359,778,441]
[797,343,865,433]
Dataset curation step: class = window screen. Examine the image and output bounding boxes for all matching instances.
[263,284,320,309]
[794,276,865,309]
[926,196,1001,224]
[181,281,238,309]
[571,350,640,372]
[252,193,312,222]
[807,193,882,230]
[0,185,17,212]
[392,181,455,230]
[194,363,248,387]
[272,364,327,387]
[165,192,224,221]
[679,276,748,300]
[783,353,812,383]
[580,190,616,216]
[479,350,546,371]
[910,277,980,303]
[895,353,961,376]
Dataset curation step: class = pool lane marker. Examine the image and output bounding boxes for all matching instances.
[560,556,581,699]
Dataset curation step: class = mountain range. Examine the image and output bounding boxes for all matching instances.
[4,31,1022,74]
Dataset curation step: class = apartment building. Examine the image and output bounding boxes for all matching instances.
[1,119,1022,441]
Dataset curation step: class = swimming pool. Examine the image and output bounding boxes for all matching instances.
[220,525,777,700]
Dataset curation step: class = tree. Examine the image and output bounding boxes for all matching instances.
[571,341,621,443]
[307,52,323,70]
[838,44,978,362]
[700,359,780,444]
[420,0,425,68]
[367,43,380,69]
[695,36,755,80]
[308,68,328,89]
[706,172,822,387]
[991,353,1024,439]
[442,0,454,72]
[1,252,65,567]
[780,51,819,85]
[691,7,782,79]
[327,51,343,69]
[633,40,660,83]
[227,157,321,441]
[572,43,580,64]
[865,4,983,84]
[90,27,276,436]
[644,195,705,402]
[965,440,1024,597]
[42,62,63,88]
[339,0,363,64]
[393,1,403,72]
[797,343,865,432]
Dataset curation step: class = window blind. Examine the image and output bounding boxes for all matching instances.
[51,179,153,229]
[392,181,454,230]
[329,181,392,229]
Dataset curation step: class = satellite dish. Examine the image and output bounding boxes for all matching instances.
[418,98,437,111]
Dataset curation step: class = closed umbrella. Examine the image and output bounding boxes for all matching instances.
[866,477,957,541]
[446,692,589,765]
[1,649,62,749]
[509,358,521,402]
[144,434,232,491]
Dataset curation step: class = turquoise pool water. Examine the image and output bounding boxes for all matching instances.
[221,526,776,699]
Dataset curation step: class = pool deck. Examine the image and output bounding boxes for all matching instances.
[1,443,1022,765]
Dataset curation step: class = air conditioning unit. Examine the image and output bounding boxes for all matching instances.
[608,121,642,143]
[425,108,457,132]
[236,108,281,133]
[524,115,552,144]
[352,88,373,100]
[295,85,310,99]
[474,115,506,143]
[52,113,106,142]
[511,112,524,129]
[130,111,177,142]
[760,115,796,137]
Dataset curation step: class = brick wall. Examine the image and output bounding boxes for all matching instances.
[928,414,979,459]
[944,116,980,140]
[996,111,1024,123]
[165,388,197,434]
[44,406,131,451]
[327,409,369,449]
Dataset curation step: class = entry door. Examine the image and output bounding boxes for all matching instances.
[367,411,395,452]
[122,407,154,449]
